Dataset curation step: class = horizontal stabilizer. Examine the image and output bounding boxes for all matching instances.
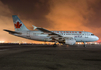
[3,29,21,34]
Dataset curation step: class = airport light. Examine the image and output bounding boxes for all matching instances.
[0,41,5,43]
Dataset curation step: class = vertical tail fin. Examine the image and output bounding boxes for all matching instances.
[12,15,29,31]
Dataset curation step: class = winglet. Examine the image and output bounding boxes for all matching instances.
[32,25,37,30]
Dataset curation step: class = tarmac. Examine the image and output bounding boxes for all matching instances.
[0,44,101,70]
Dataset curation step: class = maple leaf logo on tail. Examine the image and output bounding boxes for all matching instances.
[14,22,22,28]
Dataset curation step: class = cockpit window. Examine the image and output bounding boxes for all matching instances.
[91,34,94,36]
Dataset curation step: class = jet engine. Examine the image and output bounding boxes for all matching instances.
[65,38,76,45]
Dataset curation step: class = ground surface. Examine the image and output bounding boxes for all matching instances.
[0,44,101,70]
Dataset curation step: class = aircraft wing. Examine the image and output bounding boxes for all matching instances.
[32,25,75,42]
[32,25,64,41]
[37,27,62,37]
[3,29,21,34]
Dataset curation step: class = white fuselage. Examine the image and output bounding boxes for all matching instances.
[13,31,99,42]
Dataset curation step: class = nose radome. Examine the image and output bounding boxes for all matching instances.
[96,36,99,40]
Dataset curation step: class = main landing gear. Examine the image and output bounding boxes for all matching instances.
[83,42,86,47]
[53,44,57,47]
[53,41,58,47]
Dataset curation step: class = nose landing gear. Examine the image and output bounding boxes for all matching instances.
[83,42,86,47]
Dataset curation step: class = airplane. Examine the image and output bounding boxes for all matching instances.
[4,15,99,47]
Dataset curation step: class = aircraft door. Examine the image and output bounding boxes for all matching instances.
[27,31,30,38]
[85,32,88,38]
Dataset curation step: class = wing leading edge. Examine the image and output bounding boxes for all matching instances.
[32,25,75,43]
[32,25,62,37]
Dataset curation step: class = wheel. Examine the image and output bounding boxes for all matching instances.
[53,44,57,47]
[83,42,86,47]
[84,45,86,47]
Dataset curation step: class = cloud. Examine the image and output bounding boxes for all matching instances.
[1,0,52,28]
[0,0,101,41]
[46,0,101,38]
[0,1,36,42]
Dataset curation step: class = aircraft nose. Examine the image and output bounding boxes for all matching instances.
[95,36,99,41]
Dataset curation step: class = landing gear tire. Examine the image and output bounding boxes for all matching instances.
[83,42,86,47]
[84,45,86,47]
[53,44,57,47]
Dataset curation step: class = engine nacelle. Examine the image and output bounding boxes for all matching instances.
[65,39,76,45]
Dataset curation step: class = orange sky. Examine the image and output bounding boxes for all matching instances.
[0,0,101,43]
